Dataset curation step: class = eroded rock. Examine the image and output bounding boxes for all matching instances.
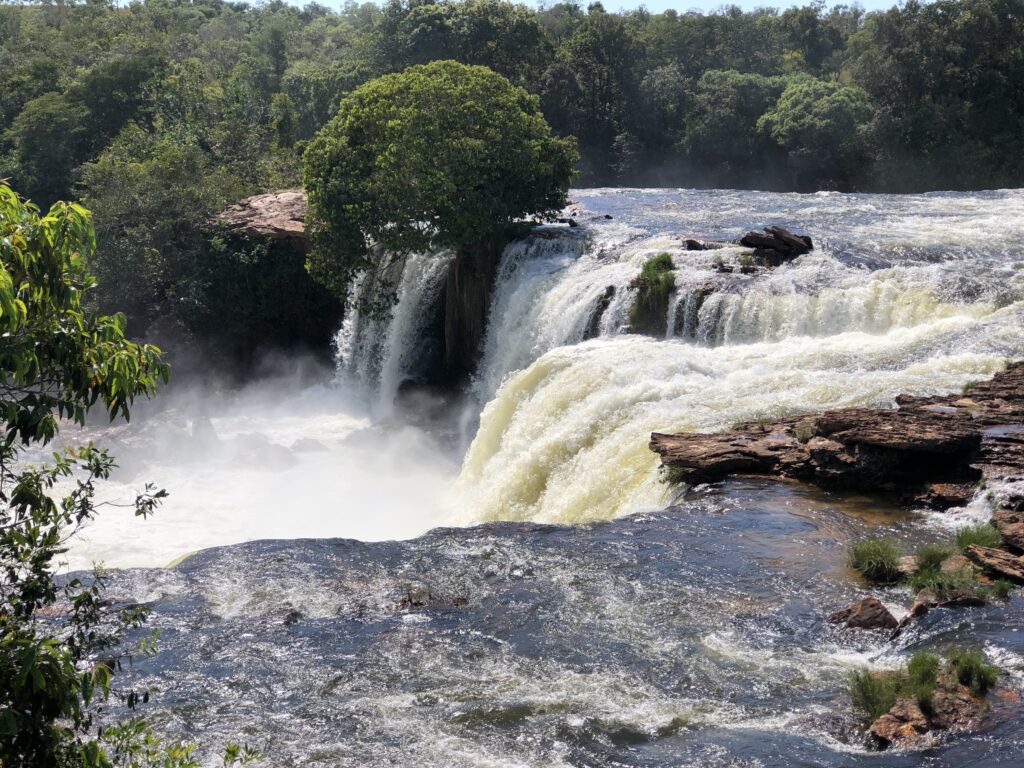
[964,544,1024,582]
[213,189,308,243]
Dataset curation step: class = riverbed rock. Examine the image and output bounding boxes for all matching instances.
[992,507,1024,552]
[869,699,930,747]
[651,362,1024,496]
[739,226,813,267]
[828,597,898,630]
[964,544,1024,582]
[910,482,978,510]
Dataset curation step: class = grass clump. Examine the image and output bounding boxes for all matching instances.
[905,651,940,711]
[907,567,980,601]
[949,649,999,694]
[955,523,1003,550]
[915,542,955,573]
[658,463,689,485]
[993,579,1014,599]
[629,253,676,335]
[849,669,898,720]
[848,538,902,584]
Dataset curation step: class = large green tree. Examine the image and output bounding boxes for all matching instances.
[303,59,577,296]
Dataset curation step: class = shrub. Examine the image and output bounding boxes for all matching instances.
[848,538,902,583]
[849,669,898,720]
[956,523,1003,550]
[915,542,954,573]
[949,649,999,694]
[629,253,676,335]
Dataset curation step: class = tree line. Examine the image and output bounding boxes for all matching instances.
[1,0,1021,363]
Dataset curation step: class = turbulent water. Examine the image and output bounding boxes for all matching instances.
[64,188,1024,766]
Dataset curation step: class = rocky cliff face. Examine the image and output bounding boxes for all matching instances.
[213,190,308,245]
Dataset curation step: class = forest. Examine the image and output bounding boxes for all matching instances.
[1,0,1023,363]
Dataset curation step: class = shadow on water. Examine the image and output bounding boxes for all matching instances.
[100,478,1024,767]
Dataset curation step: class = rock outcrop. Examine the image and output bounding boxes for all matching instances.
[869,684,988,749]
[964,545,1024,582]
[212,189,308,245]
[651,362,1024,497]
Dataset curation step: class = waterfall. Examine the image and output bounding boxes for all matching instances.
[335,251,452,414]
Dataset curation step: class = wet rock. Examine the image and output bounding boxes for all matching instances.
[897,555,919,577]
[869,698,930,747]
[929,684,986,731]
[398,587,469,611]
[652,363,1024,495]
[282,609,303,626]
[740,226,813,267]
[911,482,978,510]
[992,507,1024,552]
[213,189,307,244]
[828,597,897,630]
[964,544,1024,582]
[583,286,616,341]
[683,238,729,251]
[891,584,986,638]
[940,554,977,575]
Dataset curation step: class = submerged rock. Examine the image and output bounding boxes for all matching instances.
[828,597,897,630]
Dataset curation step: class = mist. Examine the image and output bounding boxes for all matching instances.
[59,356,462,572]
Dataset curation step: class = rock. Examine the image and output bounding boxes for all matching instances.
[683,238,729,251]
[992,507,1024,552]
[897,555,919,577]
[929,684,986,731]
[652,363,1024,496]
[212,189,307,243]
[870,699,930,747]
[583,286,616,341]
[828,597,897,630]
[940,554,976,575]
[398,587,469,611]
[891,585,986,638]
[739,226,813,267]
[964,545,1024,582]
[911,482,978,510]
[282,609,303,626]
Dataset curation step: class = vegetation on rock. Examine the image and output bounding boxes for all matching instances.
[628,253,675,336]
[848,538,902,584]
[956,523,1003,551]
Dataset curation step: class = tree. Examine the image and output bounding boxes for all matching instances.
[302,59,577,296]
[0,184,261,767]
[758,76,872,190]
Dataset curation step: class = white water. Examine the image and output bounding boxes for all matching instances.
[63,187,1024,568]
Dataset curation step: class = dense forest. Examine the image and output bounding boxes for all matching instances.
[1,0,1022,362]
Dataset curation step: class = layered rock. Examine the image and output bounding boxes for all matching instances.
[651,362,1024,497]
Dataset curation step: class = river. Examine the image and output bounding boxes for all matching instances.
[65,188,1024,766]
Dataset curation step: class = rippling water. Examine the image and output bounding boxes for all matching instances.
[61,188,1024,765]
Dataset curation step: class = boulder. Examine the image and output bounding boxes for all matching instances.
[929,684,986,731]
[739,226,813,267]
[911,482,978,511]
[964,545,1024,582]
[869,699,930,747]
[828,597,898,630]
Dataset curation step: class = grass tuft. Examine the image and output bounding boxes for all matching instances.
[993,579,1014,600]
[949,649,999,694]
[905,651,940,711]
[915,542,954,573]
[848,538,902,584]
[955,523,1003,550]
[907,567,981,601]
[629,253,676,333]
[849,669,898,721]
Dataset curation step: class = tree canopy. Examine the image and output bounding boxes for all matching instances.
[303,59,577,295]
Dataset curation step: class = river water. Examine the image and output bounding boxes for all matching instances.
[67,188,1024,765]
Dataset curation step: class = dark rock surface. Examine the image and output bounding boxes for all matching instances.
[828,597,898,630]
[740,225,814,266]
